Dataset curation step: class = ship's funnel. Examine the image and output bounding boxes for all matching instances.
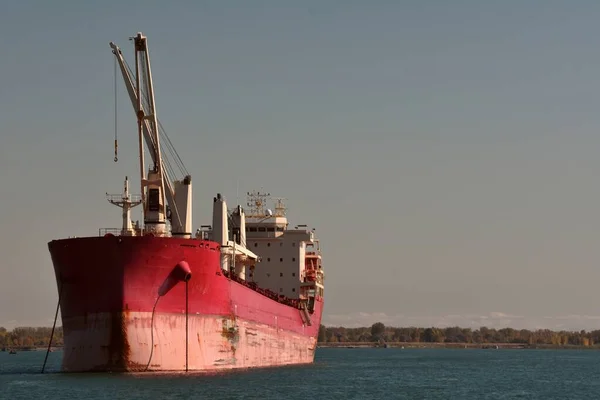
[211,193,228,245]
[158,261,192,297]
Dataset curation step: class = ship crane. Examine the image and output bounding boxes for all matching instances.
[109,32,192,238]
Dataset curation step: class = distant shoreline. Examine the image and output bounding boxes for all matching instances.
[1,345,62,352]
[3,324,600,351]
[4,344,599,352]
[318,323,600,348]
[317,342,600,350]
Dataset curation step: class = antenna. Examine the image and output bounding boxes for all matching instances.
[273,198,287,217]
[246,190,271,218]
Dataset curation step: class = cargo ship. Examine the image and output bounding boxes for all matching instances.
[47,32,325,372]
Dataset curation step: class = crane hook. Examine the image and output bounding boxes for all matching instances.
[114,139,118,162]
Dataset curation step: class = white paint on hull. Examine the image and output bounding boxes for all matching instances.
[61,312,317,372]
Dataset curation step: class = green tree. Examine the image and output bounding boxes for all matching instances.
[318,324,327,343]
[371,322,385,341]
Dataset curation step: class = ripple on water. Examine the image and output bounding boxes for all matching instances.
[3,348,600,399]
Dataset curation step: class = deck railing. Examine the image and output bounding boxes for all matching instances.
[222,269,309,310]
[105,194,142,203]
[98,228,144,236]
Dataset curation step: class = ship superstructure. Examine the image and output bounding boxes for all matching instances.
[242,192,324,313]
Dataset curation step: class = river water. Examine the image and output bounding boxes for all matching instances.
[1,347,599,399]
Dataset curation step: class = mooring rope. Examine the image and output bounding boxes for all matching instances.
[144,296,160,371]
[185,280,189,373]
[41,279,62,374]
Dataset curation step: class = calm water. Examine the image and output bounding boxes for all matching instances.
[1,348,599,399]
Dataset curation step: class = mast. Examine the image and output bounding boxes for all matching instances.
[109,33,193,238]
[106,176,143,236]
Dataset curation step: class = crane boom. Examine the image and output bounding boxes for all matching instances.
[109,33,192,238]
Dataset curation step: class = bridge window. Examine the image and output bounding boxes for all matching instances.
[148,188,160,211]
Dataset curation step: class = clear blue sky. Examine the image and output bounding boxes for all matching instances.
[2,0,600,331]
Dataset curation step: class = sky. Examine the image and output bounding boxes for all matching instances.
[2,0,600,331]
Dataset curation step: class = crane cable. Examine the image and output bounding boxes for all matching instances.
[114,56,118,162]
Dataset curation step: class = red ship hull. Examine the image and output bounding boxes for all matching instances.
[48,235,323,372]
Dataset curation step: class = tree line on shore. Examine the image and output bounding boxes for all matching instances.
[318,323,600,346]
[0,326,63,349]
[3,323,600,348]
